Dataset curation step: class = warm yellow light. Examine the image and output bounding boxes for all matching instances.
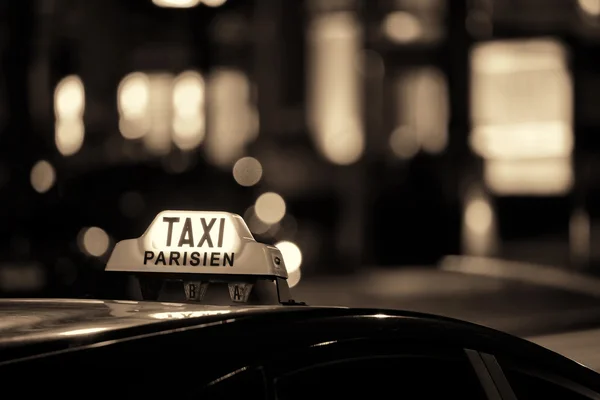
[119,117,150,140]
[82,227,110,257]
[484,158,573,196]
[470,122,573,160]
[54,75,85,119]
[255,192,286,224]
[470,39,572,161]
[172,71,204,118]
[393,68,449,158]
[275,241,303,273]
[462,187,497,256]
[152,0,201,8]
[287,268,301,288]
[382,12,422,43]
[465,198,493,235]
[205,68,257,167]
[55,119,85,156]
[579,0,600,16]
[118,72,150,119]
[143,73,175,155]
[172,115,205,150]
[233,157,263,187]
[30,160,56,194]
[203,0,227,7]
[389,126,419,159]
[321,126,365,166]
[307,12,365,166]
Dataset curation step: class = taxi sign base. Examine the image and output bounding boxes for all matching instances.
[275,277,293,303]
[139,277,163,301]
[127,272,303,305]
[183,281,209,302]
[228,283,253,303]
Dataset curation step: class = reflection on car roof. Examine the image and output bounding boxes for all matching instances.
[0,299,307,346]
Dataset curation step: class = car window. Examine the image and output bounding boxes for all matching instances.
[274,355,487,400]
[199,367,267,400]
[504,369,600,400]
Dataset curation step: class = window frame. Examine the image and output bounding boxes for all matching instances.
[500,362,600,400]
[258,341,507,400]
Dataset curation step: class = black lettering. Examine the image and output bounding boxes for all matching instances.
[233,286,242,301]
[190,252,200,266]
[202,252,208,266]
[155,251,166,265]
[169,251,180,266]
[217,218,225,247]
[224,253,235,267]
[182,252,188,265]
[197,218,216,247]
[189,284,196,298]
[177,218,195,247]
[163,217,180,246]
[210,253,220,266]
[144,251,155,265]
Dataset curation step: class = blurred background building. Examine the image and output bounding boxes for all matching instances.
[0,0,599,299]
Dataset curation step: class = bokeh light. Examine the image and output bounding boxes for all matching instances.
[389,126,419,159]
[465,198,493,235]
[54,75,85,156]
[275,240,302,273]
[203,0,227,7]
[233,157,263,187]
[118,72,150,120]
[55,119,85,156]
[152,0,201,8]
[172,71,204,118]
[54,75,85,119]
[287,268,301,288]
[382,11,422,43]
[81,227,110,257]
[255,192,286,224]
[30,160,56,194]
[579,0,600,16]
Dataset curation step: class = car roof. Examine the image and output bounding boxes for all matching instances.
[1,297,598,387]
[0,298,310,347]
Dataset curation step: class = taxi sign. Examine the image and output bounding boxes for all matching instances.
[106,211,297,305]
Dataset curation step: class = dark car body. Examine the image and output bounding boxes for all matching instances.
[0,299,599,400]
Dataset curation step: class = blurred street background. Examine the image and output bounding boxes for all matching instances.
[4,0,600,355]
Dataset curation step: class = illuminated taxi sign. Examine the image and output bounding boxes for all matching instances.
[144,214,239,268]
[106,210,287,278]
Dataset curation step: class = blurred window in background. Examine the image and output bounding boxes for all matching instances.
[307,10,364,166]
[390,67,449,160]
[470,38,573,196]
[118,71,206,156]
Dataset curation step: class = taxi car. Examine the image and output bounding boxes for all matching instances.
[0,211,599,400]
